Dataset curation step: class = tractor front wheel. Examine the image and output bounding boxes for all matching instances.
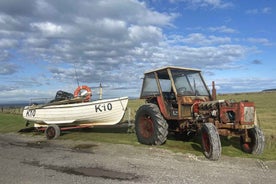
[240,126,265,155]
[135,103,168,145]
[201,123,221,160]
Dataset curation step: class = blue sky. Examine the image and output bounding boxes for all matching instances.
[0,0,275,103]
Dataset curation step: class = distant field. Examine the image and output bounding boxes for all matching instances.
[0,92,275,160]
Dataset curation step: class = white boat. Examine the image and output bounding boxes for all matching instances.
[22,85,129,139]
[23,96,128,127]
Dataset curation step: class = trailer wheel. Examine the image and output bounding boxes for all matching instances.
[201,123,221,160]
[240,126,265,155]
[45,125,60,140]
[135,103,168,145]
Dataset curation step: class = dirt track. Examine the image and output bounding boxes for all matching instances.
[0,133,275,184]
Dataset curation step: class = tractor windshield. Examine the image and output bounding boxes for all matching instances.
[140,73,160,97]
[171,69,209,96]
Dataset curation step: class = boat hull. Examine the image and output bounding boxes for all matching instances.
[23,97,128,127]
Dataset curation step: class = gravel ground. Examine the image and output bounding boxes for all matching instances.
[0,133,275,184]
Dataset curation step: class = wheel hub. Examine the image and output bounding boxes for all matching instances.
[46,127,56,139]
[139,115,154,138]
[202,132,210,153]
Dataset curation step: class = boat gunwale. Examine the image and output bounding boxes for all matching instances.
[24,96,128,110]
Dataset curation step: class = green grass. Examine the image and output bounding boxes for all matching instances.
[60,129,139,145]
[0,113,26,133]
[0,92,275,160]
[121,99,145,123]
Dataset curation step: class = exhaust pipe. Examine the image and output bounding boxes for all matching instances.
[212,81,216,100]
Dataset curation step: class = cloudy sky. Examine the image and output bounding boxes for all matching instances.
[0,0,275,103]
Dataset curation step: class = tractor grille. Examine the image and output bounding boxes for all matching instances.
[243,106,254,123]
[181,104,191,117]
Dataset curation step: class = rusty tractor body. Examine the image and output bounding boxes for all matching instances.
[135,66,265,160]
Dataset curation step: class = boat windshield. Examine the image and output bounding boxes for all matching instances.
[171,69,209,96]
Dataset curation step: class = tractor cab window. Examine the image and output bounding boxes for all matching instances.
[172,70,209,96]
[141,73,160,97]
[159,79,171,92]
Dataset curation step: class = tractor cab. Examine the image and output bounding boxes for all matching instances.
[140,66,212,120]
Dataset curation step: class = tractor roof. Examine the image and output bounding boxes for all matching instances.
[144,66,201,74]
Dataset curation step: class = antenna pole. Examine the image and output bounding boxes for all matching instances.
[74,63,80,87]
[99,83,103,100]
[212,81,216,100]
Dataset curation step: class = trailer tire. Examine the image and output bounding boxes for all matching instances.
[240,126,265,155]
[135,103,168,145]
[201,123,221,161]
[45,125,60,140]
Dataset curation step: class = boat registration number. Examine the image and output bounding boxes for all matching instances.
[25,109,36,117]
[95,103,112,112]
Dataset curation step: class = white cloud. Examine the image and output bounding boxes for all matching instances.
[208,26,237,34]
[245,9,258,15]
[129,25,163,44]
[186,26,237,34]
[170,0,233,9]
[30,22,65,37]
[214,77,276,93]
[0,38,18,48]
[35,0,58,17]
[24,37,49,47]
[245,7,272,15]
[202,0,232,8]
[167,33,231,46]
[0,50,9,62]
[0,63,18,75]
[96,18,126,32]
[0,13,19,25]
[246,37,271,46]
[0,88,54,103]
[262,7,272,14]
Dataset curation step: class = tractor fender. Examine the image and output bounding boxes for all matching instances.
[156,96,170,119]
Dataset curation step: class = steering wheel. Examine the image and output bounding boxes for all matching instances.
[177,87,194,95]
[177,87,187,94]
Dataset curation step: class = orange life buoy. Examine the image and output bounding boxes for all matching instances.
[74,85,92,102]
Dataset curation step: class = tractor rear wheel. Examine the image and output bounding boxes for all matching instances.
[240,126,265,155]
[135,103,168,145]
[45,125,60,140]
[201,123,221,160]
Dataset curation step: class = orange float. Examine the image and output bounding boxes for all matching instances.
[74,85,92,102]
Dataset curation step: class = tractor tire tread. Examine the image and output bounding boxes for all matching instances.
[135,103,168,145]
[201,123,221,161]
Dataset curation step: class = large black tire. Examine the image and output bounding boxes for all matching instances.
[201,123,221,161]
[135,103,168,145]
[240,126,265,155]
[45,125,60,140]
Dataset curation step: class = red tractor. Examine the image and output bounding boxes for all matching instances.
[135,66,265,160]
